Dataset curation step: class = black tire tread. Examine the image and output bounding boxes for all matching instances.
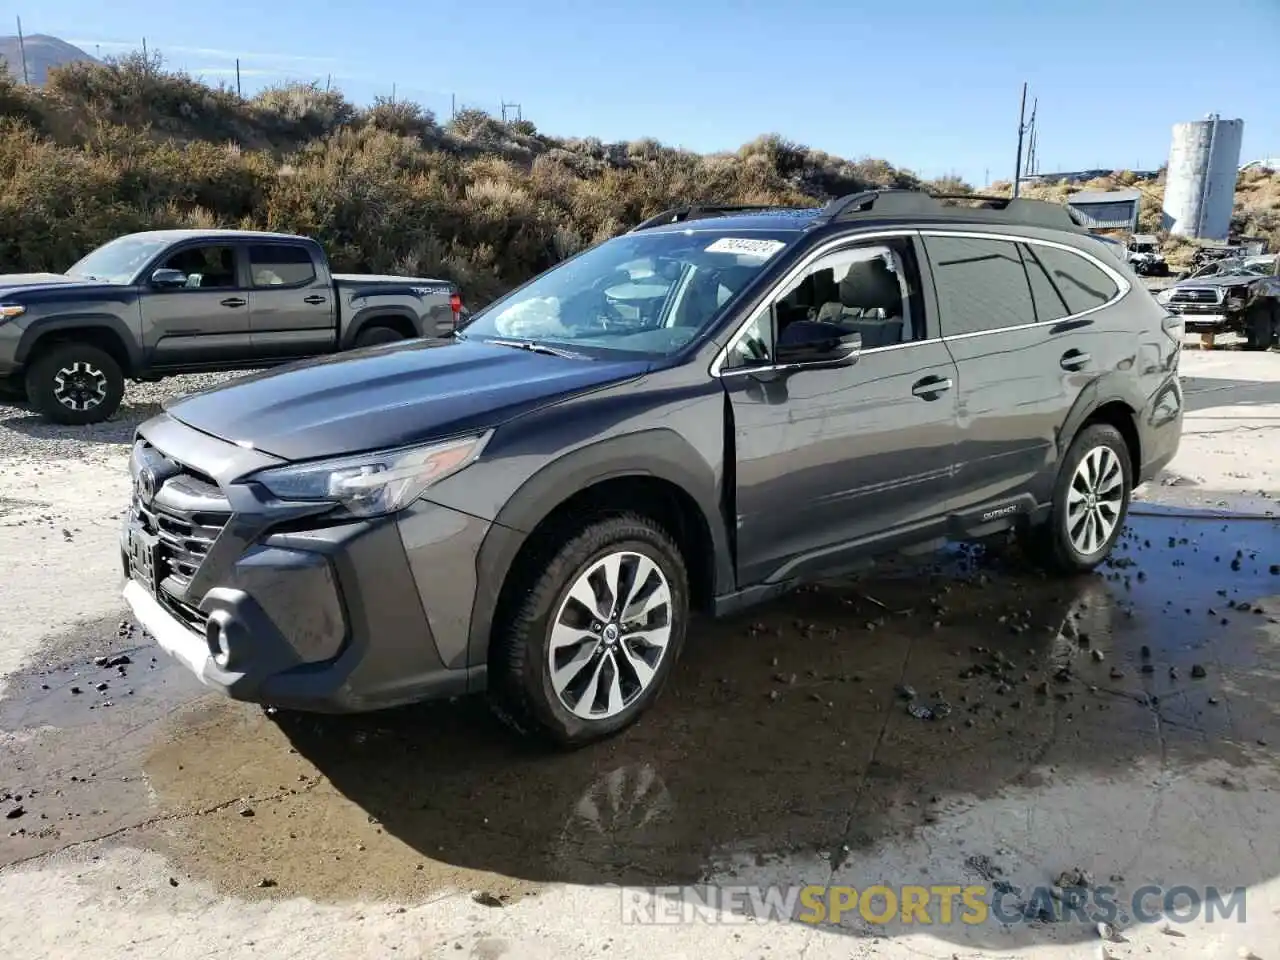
[353,325,405,348]
[490,512,688,747]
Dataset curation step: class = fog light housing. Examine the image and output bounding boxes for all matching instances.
[206,610,239,669]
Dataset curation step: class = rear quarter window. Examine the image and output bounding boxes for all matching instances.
[1023,244,1119,316]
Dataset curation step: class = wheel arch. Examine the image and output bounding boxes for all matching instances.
[1057,379,1142,483]
[341,307,420,348]
[17,316,141,374]
[466,430,734,671]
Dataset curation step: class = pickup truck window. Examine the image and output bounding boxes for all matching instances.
[158,245,239,289]
[249,244,316,287]
[66,235,172,284]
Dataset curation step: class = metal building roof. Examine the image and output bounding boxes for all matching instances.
[1067,189,1143,205]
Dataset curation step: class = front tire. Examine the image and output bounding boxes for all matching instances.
[490,514,689,748]
[1031,423,1132,574]
[25,343,124,426]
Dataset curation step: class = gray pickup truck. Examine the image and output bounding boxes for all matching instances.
[0,229,464,424]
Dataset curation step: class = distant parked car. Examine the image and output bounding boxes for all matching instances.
[0,230,464,423]
[120,189,1183,746]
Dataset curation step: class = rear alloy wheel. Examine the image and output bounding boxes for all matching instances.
[25,343,124,426]
[1031,423,1132,574]
[491,514,688,747]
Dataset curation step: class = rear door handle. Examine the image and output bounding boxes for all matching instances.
[1060,349,1090,370]
[219,297,247,308]
[912,376,953,398]
[303,295,327,305]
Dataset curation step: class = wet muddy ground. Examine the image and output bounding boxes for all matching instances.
[3,508,1280,955]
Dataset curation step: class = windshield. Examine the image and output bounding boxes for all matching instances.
[66,235,172,283]
[458,228,796,358]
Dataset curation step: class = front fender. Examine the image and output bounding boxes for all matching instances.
[456,427,734,671]
[16,312,144,372]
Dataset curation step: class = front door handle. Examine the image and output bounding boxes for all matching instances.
[219,297,247,308]
[1060,349,1090,370]
[303,295,327,305]
[912,375,953,398]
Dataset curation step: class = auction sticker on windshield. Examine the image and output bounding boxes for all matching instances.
[704,237,787,259]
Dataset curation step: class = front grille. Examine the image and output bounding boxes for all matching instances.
[130,439,233,628]
[1169,287,1222,305]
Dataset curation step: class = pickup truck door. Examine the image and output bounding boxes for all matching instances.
[140,241,257,366]
[246,242,337,358]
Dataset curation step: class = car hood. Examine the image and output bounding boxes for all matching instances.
[164,337,651,461]
[0,273,108,296]
[1173,274,1258,289]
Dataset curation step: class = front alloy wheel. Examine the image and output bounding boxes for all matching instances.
[491,514,689,747]
[549,551,674,720]
[53,360,110,413]
[25,342,125,426]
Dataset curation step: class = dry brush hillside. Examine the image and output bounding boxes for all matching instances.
[0,53,1276,301]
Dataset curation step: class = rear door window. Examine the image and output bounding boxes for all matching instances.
[923,236,1035,337]
[249,244,317,287]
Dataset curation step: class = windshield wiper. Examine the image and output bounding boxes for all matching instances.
[483,338,587,360]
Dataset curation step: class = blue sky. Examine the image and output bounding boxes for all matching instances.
[24,0,1280,185]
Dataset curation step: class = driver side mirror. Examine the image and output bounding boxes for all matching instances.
[150,267,188,289]
[775,320,862,369]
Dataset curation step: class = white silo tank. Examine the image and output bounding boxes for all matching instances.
[1162,115,1244,240]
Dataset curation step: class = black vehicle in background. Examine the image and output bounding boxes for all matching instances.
[0,229,463,424]
[1158,254,1280,350]
[119,190,1183,746]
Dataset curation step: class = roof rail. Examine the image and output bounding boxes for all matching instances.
[806,188,1086,232]
[629,203,793,233]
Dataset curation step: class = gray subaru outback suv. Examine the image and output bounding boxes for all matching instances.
[121,189,1184,746]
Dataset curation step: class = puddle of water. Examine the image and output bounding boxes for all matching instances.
[3,513,1279,918]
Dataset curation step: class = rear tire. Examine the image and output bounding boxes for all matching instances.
[353,325,405,349]
[1028,423,1132,574]
[25,343,124,426]
[489,514,689,748]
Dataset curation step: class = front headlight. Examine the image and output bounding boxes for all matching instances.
[250,433,490,518]
[1154,288,1173,304]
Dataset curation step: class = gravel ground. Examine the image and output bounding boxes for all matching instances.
[0,372,257,462]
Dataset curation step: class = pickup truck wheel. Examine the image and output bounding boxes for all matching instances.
[1244,305,1276,351]
[1027,423,1132,574]
[25,343,125,426]
[490,514,689,748]
[353,325,404,348]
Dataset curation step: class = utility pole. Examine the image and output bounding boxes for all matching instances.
[1012,82,1028,197]
[235,58,241,96]
[391,83,396,103]
[15,16,29,84]
[1025,97,1038,176]
[451,93,456,118]
[501,101,522,123]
